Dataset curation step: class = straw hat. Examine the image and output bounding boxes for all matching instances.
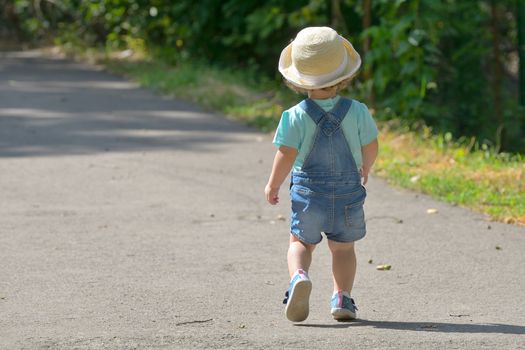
[278,27,361,90]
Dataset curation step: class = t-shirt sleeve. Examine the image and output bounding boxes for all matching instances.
[273,110,301,149]
[357,103,378,146]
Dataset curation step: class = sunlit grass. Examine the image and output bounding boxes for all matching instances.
[104,57,295,132]
[375,123,525,226]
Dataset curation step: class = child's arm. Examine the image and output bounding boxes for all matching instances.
[361,138,378,185]
[265,145,298,205]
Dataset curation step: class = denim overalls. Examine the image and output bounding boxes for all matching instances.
[290,97,366,244]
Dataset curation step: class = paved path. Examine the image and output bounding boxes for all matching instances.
[1,50,524,350]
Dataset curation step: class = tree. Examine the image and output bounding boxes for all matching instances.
[362,0,374,107]
[518,0,525,106]
[330,0,347,33]
[490,0,505,151]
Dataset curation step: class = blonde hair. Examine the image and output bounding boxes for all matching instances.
[284,78,353,95]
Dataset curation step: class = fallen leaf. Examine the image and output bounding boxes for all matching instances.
[410,175,420,183]
[426,208,438,214]
[376,264,392,271]
[276,214,286,221]
[495,245,502,250]
[368,259,373,264]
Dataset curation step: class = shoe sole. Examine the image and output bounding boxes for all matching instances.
[285,279,312,322]
[331,307,356,321]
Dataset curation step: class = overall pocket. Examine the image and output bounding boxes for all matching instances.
[344,199,365,230]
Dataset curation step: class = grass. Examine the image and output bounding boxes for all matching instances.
[376,123,524,226]
[65,47,525,227]
[104,58,293,132]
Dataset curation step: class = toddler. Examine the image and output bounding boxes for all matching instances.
[265,27,378,322]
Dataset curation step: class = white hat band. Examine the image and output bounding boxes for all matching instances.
[289,50,348,86]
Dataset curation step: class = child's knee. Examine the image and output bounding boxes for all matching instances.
[327,239,355,253]
[290,234,316,251]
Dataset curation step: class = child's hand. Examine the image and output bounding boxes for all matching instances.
[360,167,370,185]
[265,184,280,205]
[361,139,378,186]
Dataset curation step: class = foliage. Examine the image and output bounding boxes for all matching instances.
[2,0,524,153]
[362,0,442,124]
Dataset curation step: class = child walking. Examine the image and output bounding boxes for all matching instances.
[265,27,378,322]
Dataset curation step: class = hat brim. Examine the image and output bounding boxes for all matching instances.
[278,36,361,90]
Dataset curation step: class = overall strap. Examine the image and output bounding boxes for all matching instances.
[298,98,327,124]
[329,97,353,123]
[299,97,353,125]
[297,97,358,175]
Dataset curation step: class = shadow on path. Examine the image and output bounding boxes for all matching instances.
[295,320,525,334]
[0,52,255,157]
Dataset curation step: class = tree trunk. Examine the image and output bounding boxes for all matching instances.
[518,0,525,106]
[362,0,375,107]
[490,0,505,151]
[330,0,347,34]
[363,0,372,54]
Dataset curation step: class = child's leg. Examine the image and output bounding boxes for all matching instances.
[284,234,316,322]
[327,240,356,293]
[287,235,316,277]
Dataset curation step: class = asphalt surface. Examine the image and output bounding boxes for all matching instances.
[1,50,524,350]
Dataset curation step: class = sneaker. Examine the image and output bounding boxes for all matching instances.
[331,291,357,321]
[282,269,312,322]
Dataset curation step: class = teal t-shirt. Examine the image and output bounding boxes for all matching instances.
[273,96,378,171]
